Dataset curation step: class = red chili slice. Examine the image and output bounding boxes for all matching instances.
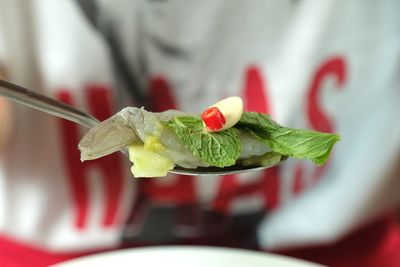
[201,107,226,131]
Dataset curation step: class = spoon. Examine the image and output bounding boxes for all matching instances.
[0,79,284,176]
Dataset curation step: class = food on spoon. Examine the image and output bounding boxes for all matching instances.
[78,96,340,178]
[201,107,226,132]
[201,96,243,132]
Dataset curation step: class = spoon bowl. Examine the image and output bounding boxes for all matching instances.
[171,161,284,176]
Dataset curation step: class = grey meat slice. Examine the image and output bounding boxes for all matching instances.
[78,107,207,168]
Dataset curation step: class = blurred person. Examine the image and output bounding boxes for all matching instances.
[0,0,400,266]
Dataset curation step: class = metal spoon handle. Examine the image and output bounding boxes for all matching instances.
[0,79,99,128]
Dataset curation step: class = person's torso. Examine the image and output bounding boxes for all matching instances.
[0,0,399,256]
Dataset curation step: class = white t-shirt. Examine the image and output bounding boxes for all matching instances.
[0,0,400,262]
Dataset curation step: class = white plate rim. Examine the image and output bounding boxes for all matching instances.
[53,245,324,267]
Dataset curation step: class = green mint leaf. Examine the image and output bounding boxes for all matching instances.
[240,112,280,129]
[237,112,340,166]
[165,116,241,167]
[266,127,340,165]
[238,112,280,140]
